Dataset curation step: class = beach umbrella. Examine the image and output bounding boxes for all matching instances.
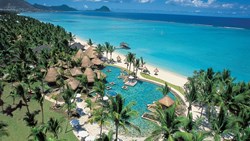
[158,96,175,107]
[65,77,80,91]
[128,75,134,79]
[85,46,97,59]
[44,68,58,83]
[91,57,104,65]
[116,55,121,62]
[84,67,96,83]
[154,68,159,74]
[85,136,95,141]
[76,93,81,98]
[70,67,83,77]
[78,130,89,138]
[81,56,93,68]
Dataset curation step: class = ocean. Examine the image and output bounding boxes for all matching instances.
[22,11,250,82]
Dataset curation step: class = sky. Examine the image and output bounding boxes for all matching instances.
[27,0,250,17]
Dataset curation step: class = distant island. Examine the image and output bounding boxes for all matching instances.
[0,0,77,12]
[94,6,111,12]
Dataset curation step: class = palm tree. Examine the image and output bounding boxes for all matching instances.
[33,87,45,124]
[93,80,105,101]
[184,78,198,115]
[95,44,104,58]
[44,117,62,139]
[157,83,170,96]
[133,58,140,76]
[108,45,115,61]
[174,130,208,141]
[87,38,93,46]
[146,104,185,140]
[16,84,30,114]
[88,107,109,137]
[28,126,46,141]
[109,94,140,141]
[95,130,114,141]
[126,52,135,73]
[104,42,110,59]
[140,57,146,68]
[77,75,88,95]
[0,121,8,139]
[62,86,75,119]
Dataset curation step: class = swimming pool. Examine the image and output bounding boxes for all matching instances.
[102,66,176,136]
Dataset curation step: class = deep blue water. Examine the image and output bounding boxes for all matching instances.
[76,11,250,29]
[22,12,250,82]
[102,66,175,135]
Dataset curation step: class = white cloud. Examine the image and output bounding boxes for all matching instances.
[137,0,154,3]
[166,0,216,7]
[222,3,233,9]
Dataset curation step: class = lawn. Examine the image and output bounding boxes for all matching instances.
[0,84,78,141]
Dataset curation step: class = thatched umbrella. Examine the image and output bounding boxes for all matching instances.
[158,96,174,107]
[65,77,80,91]
[116,55,121,62]
[95,70,106,80]
[85,47,97,59]
[81,56,93,68]
[44,68,58,83]
[70,67,83,77]
[84,67,96,83]
[154,68,159,75]
[91,57,104,65]
[73,49,86,61]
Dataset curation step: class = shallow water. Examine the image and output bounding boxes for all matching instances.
[23,12,250,82]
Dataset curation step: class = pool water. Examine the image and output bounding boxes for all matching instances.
[102,66,176,136]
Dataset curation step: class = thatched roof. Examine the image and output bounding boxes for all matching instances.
[65,77,80,90]
[91,57,104,65]
[95,70,106,79]
[84,67,96,83]
[73,49,86,61]
[158,96,175,107]
[85,47,97,58]
[44,68,58,83]
[81,56,93,68]
[70,42,85,50]
[70,67,83,77]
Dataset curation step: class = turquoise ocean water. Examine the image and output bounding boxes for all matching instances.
[23,12,250,82]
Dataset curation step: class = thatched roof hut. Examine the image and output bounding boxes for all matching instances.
[91,57,104,65]
[73,49,86,61]
[70,67,83,77]
[70,42,85,50]
[158,96,175,107]
[84,67,96,83]
[85,47,97,59]
[95,70,106,80]
[65,77,80,91]
[44,68,58,83]
[81,56,93,68]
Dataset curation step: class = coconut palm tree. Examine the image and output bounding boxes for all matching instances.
[44,117,62,139]
[23,111,39,127]
[87,39,93,46]
[140,57,146,68]
[28,126,46,141]
[157,83,170,96]
[33,87,45,124]
[88,107,109,137]
[95,130,114,141]
[62,86,75,119]
[93,80,105,101]
[146,104,186,140]
[184,78,198,115]
[0,121,8,139]
[76,75,88,95]
[126,52,135,73]
[16,84,30,114]
[174,130,208,141]
[133,58,140,76]
[104,42,110,59]
[109,94,140,141]
[95,44,104,58]
[108,45,115,61]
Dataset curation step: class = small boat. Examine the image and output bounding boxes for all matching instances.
[120,42,131,49]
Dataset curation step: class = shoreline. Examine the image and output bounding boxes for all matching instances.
[74,36,188,88]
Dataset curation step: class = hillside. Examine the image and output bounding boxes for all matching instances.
[95,6,111,12]
[0,0,38,12]
[33,4,77,11]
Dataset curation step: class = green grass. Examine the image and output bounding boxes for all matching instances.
[0,84,78,141]
[140,72,185,94]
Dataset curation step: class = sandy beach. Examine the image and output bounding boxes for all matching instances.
[74,36,188,88]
